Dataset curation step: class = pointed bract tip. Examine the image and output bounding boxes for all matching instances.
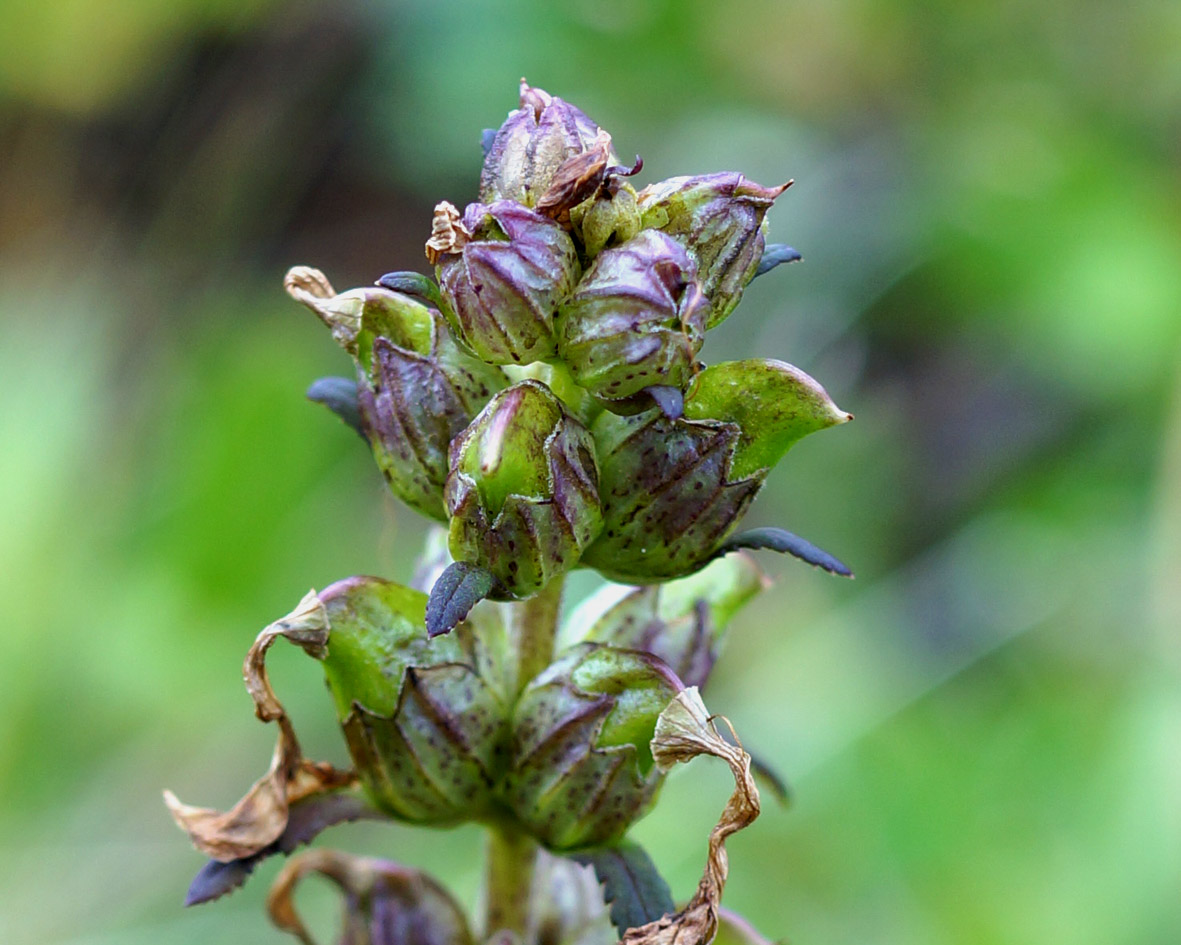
[425,562,497,637]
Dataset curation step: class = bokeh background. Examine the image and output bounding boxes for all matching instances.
[2,1,1179,942]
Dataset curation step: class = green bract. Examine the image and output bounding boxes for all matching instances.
[317,576,510,825]
[445,380,602,598]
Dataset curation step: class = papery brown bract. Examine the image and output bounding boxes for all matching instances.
[445,380,602,598]
[433,201,581,365]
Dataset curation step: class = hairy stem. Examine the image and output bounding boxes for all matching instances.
[485,823,539,939]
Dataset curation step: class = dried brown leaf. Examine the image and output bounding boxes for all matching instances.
[425,201,472,264]
[165,591,352,863]
[285,266,337,304]
[620,688,760,945]
[244,589,330,723]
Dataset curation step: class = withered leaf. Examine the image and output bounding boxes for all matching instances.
[165,591,352,863]
[186,792,385,907]
[535,129,612,224]
[570,841,674,937]
[424,201,471,265]
[621,688,760,945]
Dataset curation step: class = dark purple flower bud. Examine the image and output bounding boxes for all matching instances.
[556,229,709,411]
[638,173,790,328]
[505,644,683,850]
[429,200,580,365]
[445,380,602,598]
[479,79,610,208]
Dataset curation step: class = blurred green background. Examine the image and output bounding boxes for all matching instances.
[2,0,1179,942]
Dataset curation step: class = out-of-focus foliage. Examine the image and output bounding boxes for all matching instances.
[0,1,1178,943]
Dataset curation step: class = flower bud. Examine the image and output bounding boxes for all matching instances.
[286,267,506,520]
[581,359,850,582]
[430,200,580,365]
[638,174,790,328]
[505,644,683,850]
[569,179,642,258]
[316,577,510,825]
[556,229,708,410]
[479,79,609,208]
[445,380,602,598]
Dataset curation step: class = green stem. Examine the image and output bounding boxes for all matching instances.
[483,574,563,940]
[507,572,565,694]
[484,823,538,939]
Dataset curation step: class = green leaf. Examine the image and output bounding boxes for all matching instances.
[570,841,675,935]
[683,359,851,480]
[715,526,853,577]
[426,561,497,637]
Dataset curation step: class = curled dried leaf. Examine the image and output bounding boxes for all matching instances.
[165,591,352,863]
[621,687,760,945]
[425,201,472,264]
[285,266,337,304]
[244,590,330,722]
